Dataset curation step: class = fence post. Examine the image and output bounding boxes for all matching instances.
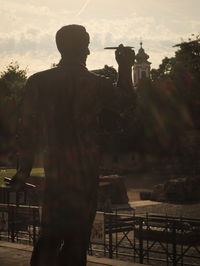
[108,214,113,258]
[10,206,15,243]
[139,218,143,264]
[32,208,36,246]
[172,222,177,266]
[104,212,106,257]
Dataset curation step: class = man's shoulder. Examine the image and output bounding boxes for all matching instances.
[27,68,60,83]
[27,67,113,88]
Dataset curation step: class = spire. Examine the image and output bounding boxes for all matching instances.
[135,41,150,64]
[133,42,151,86]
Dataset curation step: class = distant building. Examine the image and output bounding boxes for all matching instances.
[133,42,151,86]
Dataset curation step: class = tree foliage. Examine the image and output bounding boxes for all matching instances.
[135,34,200,168]
[91,65,118,83]
[92,65,138,152]
[151,34,200,80]
[0,62,27,163]
[0,62,27,105]
[174,34,200,77]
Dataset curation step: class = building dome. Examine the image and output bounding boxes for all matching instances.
[135,42,150,64]
[133,42,151,86]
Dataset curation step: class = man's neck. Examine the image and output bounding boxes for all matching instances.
[58,58,87,70]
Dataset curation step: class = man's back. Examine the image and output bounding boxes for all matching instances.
[35,65,104,143]
[25,65,111,194]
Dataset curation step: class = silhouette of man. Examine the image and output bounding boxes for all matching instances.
[10,25,135,266]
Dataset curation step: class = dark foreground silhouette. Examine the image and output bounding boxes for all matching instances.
[10,25,135,266]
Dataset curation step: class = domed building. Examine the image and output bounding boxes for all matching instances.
[133,42,151,86]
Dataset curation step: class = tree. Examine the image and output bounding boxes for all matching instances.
[91,65,117,83]
[136,35,200,174]
[92,65,138,152]
[0,62,27,164]
[0,61,27,105]
[150,34,200,82]
[135,70,194,157]
[150,35,200,128]
[173,34,200,79]
[150,57,176,82]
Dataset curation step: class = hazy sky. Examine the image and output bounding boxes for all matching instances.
[0,0,199,75]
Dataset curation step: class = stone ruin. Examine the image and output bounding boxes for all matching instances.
[97,175,129,211]
[151,176,200,203]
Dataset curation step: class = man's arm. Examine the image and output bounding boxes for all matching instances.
[116,44,135,90]
[10,75,39,190]
[99,44,136,112]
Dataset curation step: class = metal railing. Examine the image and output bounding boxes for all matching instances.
[0,193,200,265]
[90,212,200,265]
[0,203,40,245]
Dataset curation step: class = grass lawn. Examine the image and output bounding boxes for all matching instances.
[0,167,44,187]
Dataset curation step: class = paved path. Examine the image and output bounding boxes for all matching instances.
[0,241,147,266]
[130,200,162,208]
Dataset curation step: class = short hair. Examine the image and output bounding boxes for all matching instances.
[56,25,89,56]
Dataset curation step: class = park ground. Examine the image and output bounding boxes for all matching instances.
[125,173,200,219]
[0,241,146,266]
[1,167,200,219]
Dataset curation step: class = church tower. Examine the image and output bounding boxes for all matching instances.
[134,42,151,86]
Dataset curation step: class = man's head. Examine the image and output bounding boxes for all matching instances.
[56,25,90,65]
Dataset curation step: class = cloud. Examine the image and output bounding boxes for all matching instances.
[0,29,56,56]
[76,0,91,17]
[0,1,199,74]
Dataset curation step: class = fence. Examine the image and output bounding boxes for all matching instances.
[0,201,200,265]
[89,212,200,266]
[0,203,40,245]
